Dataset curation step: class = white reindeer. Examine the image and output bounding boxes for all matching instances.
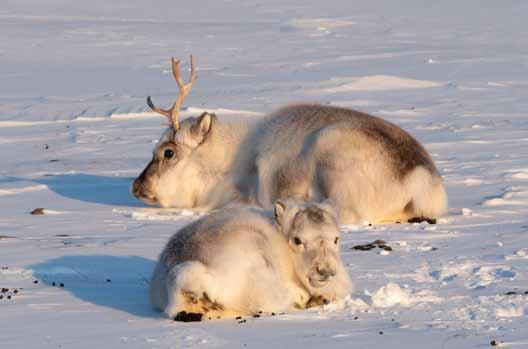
[133,55,447,224]
[150,199,353,321]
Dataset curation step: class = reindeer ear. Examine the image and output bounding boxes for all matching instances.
[191,112,215,145]
[274,199,287,225]
[274,199,301,232]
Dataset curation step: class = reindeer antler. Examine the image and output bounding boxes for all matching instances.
[146,55,197,130]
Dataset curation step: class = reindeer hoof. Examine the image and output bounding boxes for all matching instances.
[174,311,203,322]
[408,217,436,224]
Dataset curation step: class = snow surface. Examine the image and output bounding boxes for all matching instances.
[1,0,528,348]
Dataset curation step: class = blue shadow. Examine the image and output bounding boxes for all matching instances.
[30,255,160,318]
[1,174,147,207]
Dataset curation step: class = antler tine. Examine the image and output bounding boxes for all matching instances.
[146,55,197,130]
[169,54,197,129]
[146,96,171,118]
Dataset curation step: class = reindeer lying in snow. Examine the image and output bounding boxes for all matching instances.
[133,56,447,224]
[150,200,353,320]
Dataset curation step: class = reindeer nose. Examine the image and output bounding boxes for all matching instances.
[132,178,143,197]
[316,266,336,280]
[132,177,155,201]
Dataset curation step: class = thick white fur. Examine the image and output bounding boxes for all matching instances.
[133,104,447,224]
[150,201,353,319]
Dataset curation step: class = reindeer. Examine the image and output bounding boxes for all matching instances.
[149,200,353,320]
[133,55,447,224]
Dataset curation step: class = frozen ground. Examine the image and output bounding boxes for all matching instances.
[1,1,528,348]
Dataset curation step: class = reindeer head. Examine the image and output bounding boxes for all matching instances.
[274,199,342,290]
[132,56,219,208]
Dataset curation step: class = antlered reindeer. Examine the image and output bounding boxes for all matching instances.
[133,55,447,224]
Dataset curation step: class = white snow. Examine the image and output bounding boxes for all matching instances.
[1,0,528,348]
[316,75,443,93]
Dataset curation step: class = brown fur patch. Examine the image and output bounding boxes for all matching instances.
[200,292,224,311]
[305,295,329,308]
[359,119,437,179]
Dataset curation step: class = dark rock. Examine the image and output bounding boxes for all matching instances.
[60,283,64,287]
[490,339,499,346]
[30,208,45,215]
[235,316,242,320]
[353,244,375,251]
[408,217,436,224]
[238,319,247,324]
[372,240,386,245]
[253,314,260,318]
[174,311,203,322]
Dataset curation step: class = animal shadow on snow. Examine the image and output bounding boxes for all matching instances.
[30,255,159,318]
[34,174,146,207]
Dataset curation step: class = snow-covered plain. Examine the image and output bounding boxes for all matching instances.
[1,1,528,348]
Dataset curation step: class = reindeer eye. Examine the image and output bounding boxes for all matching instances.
[164,149,174,159]
[293,237,302,245]
[334,237,339,244]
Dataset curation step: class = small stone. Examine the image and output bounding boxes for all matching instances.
[60,283,64,287]
[33,280,39,284]
[379,331,383,335]
[379,245,393,251]
[505,291,518,296]
[7,295,11,300]
[13,290,18,294]
[490,339,499,346]
[106,279,111,283]
[238,319,247,324]
[354,316,358,320]
[52,282,56,286]
[0,295,3,300]
[252,314,260,318]
[353,244,375,251]
[30,208,45,215]
[271,312,276,316]
[372,240,386,245]
[235,316,242,320]
[1,288,8,293]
